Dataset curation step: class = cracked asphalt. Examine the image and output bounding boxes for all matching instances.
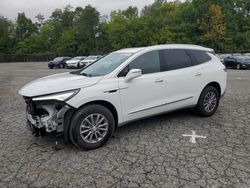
[0,62,250,188]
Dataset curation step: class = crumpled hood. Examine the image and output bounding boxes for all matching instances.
[19,72,103,97]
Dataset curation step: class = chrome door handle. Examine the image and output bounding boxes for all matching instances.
[194,72,202,76]
[155,79,164,83]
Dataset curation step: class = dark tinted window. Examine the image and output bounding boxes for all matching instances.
[160,49,192,71]
[129,51,160,74]
[245,59,250,63]
[189,50,211,65]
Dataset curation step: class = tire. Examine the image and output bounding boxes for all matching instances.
[236,64,241,70]
[49,66,53,69]
[196,86,220,117]
[77,63,80,69]
[59,64,64,69]
[70,104,115,150]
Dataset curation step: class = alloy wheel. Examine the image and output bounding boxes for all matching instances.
[79,113,108,144]
[203,91,217,113]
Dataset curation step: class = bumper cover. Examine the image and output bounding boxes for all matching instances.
[26,102,74,141]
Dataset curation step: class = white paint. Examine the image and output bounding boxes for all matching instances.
[182,131,206,144]
[19,44,227,126]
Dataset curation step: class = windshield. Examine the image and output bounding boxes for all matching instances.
[53,57,63,61]
[76,52,133,77]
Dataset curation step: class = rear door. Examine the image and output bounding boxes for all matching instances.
[158,49,198,106]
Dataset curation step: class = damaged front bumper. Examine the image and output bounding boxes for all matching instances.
[24,97,74,141]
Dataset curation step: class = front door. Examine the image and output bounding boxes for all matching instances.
[118,50,167,122]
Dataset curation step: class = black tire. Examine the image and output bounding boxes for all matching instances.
[70,104,115,150]
[196,86,220,117]
[49,66,53,69]
[77,63,80,69]
[59,63,64,69]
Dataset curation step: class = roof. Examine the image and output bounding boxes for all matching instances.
[115,44,213,54]
[115,47,145,53]
[155,44,214,52]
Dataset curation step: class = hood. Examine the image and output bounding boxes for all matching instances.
[66,59,80,64]
[19,72,103,97]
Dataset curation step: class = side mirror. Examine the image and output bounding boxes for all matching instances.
[124,69,142,82]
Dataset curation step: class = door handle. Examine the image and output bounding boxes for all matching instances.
[155,79,164,83]
[194,72,202,76]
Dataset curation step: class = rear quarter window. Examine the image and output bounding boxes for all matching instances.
[189,50,212,65]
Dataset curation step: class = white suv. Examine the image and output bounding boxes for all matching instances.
[19,44,227,150]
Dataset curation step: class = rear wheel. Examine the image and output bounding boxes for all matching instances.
[196,86,220,117]
[70,104,115,150]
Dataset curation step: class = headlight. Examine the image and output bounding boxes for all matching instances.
[32,89,79,101]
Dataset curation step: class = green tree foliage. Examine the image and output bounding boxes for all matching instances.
[15,13,38,41]
[198,4,227,51]
[74,5,100,54]
[0,16,16,53]
[0,1,249,56]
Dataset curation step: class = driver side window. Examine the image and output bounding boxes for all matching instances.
[118,51,160,77]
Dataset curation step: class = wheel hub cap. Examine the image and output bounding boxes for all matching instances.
[203,91,217,113]
[80,113,108,144]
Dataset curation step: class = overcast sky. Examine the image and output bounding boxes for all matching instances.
[0,0,155,21]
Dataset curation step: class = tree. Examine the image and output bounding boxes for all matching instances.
[36,14,45,27]
[198,4,227,51]
[15,13,38,41]
[55,28,77,54]
[50,5,74,29]
[0,15,16,53]
[74,5,100,54]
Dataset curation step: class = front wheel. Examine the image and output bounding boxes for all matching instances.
[70,104,115,150]
[59,63,64,69]
[196,86,220,117]
[236,64,241,70]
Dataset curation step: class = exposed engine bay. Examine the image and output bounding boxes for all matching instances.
[24,97,71,136]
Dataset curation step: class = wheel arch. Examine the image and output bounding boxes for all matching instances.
[203,82,221,97]
[78,100,119,128]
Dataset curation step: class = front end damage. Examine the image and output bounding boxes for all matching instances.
[24,97,74,141]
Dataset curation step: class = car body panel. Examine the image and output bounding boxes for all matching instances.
[79,55,101,67]
[19,44,227,132]
[224,55,250,69]
[18,72,103,97]
[65,56,86,68]
[48,57,71,68]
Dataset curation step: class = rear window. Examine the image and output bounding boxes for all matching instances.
[189,50,212,65]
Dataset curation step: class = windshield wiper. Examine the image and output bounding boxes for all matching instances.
[80,73,92,77]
